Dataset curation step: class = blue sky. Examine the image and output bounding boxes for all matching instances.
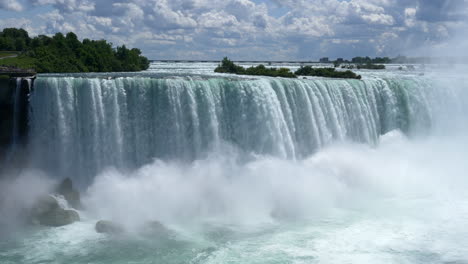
[1,0,467,60]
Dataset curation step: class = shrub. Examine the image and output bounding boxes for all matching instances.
[215,58,362,80]
[295,66,361,79]
[215,58,296,78]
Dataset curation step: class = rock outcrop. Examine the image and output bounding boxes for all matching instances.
[30,195,80,227]
[142,221,169,235]
[95,220,125,234]
[56,178,81,209]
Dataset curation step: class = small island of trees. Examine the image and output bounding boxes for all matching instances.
[331,56,390,69]
[215,57,362,79]
[215,57,296,78]
[295,66,361,79]
[0,28,149,73]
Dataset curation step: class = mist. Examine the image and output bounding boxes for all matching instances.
[80,129,468,231]
[0,170,55,236]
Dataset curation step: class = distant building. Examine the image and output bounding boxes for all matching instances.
[319,57,329,63]
[333,58,345,68]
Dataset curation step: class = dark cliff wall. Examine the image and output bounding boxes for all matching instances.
[0,77,16,150]
[0,76,32,164]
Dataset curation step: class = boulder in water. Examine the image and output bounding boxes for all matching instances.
[95,220,125,234]
[35,209,80,227]
[56,178,81,209]
[30,195,80,227]
[139,221,172,237]
[30,195,60,216]
[142,221,167,233]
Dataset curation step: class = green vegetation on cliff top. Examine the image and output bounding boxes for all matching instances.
[295,66,361,79]
[215,57,296,78]
[0,28,149,73]
[0,51,18,58]
[215,57,361,79]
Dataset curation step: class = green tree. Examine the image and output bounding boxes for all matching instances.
[0,28,150,73]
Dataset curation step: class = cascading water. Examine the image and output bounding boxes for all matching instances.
[3,65,468,264]
[11,78,22,147]
[27,75,452,185]
[3,78,31,165]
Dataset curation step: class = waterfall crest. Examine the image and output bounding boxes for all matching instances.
[27,76,459,184]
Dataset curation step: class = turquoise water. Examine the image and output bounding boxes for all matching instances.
[2,197,468,263]
[1,63,468,263]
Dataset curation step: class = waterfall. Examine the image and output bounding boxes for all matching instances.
[2,78,30,166]
[27,75,463,185]
[11,78,23,147]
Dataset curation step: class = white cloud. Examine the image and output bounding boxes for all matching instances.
[281,14,333,37]
[31,0,94,12]
[0,0,467,59]
[361,13,394,25]
[405,7,417,27]
[0,18,33,30]
[0,0,23,11]
[199,11,238,28]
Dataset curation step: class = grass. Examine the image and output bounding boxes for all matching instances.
[0,51,19,58]
[0,55,37,70]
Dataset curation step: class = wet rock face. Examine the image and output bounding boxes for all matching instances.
[0,77,33,170]
[30,195,80,227]
[0,78,14,152]
[95,220,125,234]
[56,178,81,209]
[25,178,82,227]
[35,208,80,227]
[30,195,60,216]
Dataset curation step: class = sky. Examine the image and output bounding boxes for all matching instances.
[0,0,467,60]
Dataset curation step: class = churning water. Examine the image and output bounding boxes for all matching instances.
[1,62,468,263]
